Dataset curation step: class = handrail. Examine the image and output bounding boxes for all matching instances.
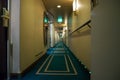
[69,20,91,35]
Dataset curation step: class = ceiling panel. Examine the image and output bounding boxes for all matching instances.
[43,0,73,20]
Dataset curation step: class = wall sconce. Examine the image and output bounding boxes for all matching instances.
[73,0,80,15]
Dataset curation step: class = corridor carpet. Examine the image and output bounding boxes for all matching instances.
[36,54,77,75]
[11,42,90,80]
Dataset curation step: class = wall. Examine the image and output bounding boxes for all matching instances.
[55,31,59,44]
[91,0,120,80]
[63,15,69,46]
[70,27,91,70]
[20,0,46,72]
[49,23,55,47]
[10,0,20,73]
[69,0,91,70]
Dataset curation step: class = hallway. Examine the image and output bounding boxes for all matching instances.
[1,0,120,80]
[12,42,90,80]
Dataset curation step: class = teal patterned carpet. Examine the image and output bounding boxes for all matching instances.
[11,42,90,80]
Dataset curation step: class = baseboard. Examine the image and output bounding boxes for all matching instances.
[10,54,46,79]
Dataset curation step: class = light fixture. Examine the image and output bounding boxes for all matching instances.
[57,5,61,8]
[73,0,80,15]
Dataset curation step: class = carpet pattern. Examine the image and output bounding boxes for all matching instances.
[11,42,90,80]
[36,54,77,75]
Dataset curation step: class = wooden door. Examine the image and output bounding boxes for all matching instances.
[0,0,8,79]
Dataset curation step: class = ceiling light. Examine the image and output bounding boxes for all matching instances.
[57,5,61,8]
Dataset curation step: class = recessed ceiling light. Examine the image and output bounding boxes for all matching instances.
[57,5,61,8]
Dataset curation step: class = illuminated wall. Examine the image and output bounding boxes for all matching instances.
[20,0,46,72]
[69,0,91,70]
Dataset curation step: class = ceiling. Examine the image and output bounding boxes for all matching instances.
[42,0,73,22]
